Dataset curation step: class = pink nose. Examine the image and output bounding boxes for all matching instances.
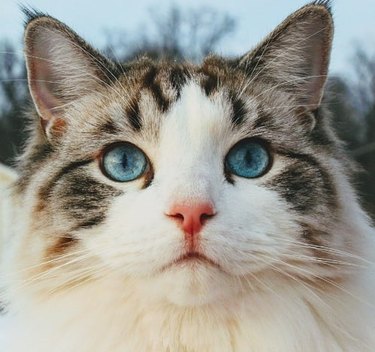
[166,202,216,237]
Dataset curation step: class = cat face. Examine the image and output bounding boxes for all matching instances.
[62,80,303,305]
[12,2,348,306]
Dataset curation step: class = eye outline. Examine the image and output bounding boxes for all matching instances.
[99,142,151,183]
[224,138,273,180]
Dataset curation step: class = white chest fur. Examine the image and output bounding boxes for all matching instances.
[1,274,375,352]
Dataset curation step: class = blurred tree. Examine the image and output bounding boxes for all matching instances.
[349,47,375,216]
[351,47,375,116]
[0,40,29,166]
[326,76,364,149]
[104,6,236,62]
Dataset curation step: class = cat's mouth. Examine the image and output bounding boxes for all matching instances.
[161,251,221,272]
[175,252,217,265]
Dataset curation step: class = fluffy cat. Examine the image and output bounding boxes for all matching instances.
[0,1,374,351]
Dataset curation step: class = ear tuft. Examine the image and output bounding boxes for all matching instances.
[312,0,332,12]
[21,6,49,27]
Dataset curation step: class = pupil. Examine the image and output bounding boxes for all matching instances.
[245,150,253,165]
[122,153,128,168]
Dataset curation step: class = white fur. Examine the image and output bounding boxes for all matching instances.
[1,83,375,351]
[0,164,17,185]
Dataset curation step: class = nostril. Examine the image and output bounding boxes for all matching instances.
[166,202,216,237]
[170,212,184,223]
[200,212,214,224]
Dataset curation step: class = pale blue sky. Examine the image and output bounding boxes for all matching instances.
[1,0,375,76]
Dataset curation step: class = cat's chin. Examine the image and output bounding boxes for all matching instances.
[145,263,240,307]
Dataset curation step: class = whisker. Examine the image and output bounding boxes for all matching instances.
[255,254,375,351]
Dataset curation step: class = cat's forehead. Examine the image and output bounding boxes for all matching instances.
[62,58,314,162]
[95,59,291,137]
[116,58,252,118]
[159,81,239,155]
[74,60,250,140]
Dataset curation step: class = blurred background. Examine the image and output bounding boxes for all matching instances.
[0,0,374,216]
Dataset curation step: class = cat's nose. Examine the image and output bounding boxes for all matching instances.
[166,202,216,237]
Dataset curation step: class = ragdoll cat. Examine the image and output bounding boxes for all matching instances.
[0,1,374,351]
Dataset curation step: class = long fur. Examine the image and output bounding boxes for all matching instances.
[0,2,374,351]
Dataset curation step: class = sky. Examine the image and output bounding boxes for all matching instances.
[1,0,375,77]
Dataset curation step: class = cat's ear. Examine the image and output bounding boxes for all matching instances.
[237,1,333,110]
[23,10,116,137]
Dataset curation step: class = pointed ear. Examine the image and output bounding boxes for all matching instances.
[24,10,117,137]
[238,1,333,110]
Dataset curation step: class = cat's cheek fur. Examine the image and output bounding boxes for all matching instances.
[82,190,182,276]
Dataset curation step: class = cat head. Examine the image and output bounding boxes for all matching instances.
[9,1,355,307]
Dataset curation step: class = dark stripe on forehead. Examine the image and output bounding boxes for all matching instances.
[253,106,273,130]
[99,120,120,134]
[266,152,337,214]
[201,72,219,96]
[201,62,223,95]
[199,57,227,96]
[142,66,170,113]
[169,66,191,99]
[125,93,142,131]
[230,94,247,126]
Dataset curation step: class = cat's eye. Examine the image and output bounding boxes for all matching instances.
[225,139,270,179]
[101,143,148,182]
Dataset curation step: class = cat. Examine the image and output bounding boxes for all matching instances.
[0,1,374,351]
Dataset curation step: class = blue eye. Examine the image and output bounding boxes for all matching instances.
[102,143,148,182]
[225,139,270,179]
